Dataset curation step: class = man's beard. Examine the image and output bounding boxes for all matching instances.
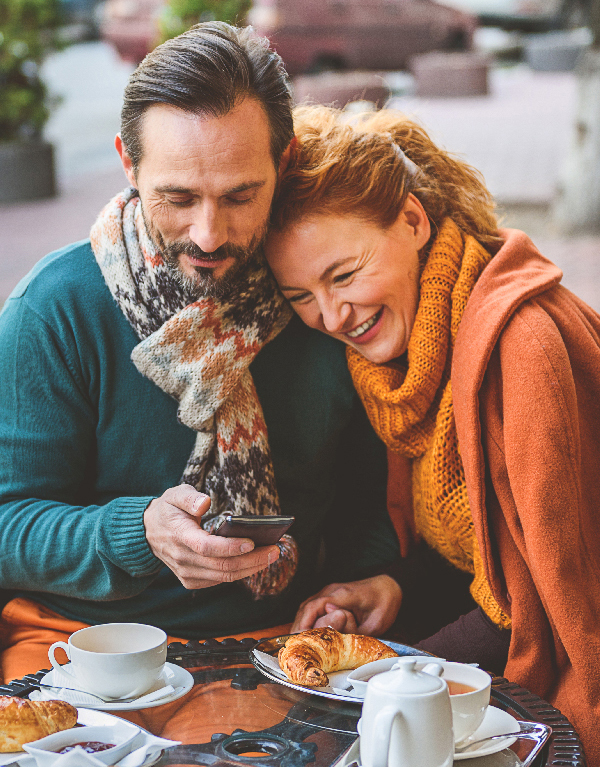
[162,237,266,299]
[142,210,267,300]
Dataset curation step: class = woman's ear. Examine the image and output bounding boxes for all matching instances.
[403,193,431,250]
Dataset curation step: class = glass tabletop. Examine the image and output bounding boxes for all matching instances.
[116,663,359,767]
[109,659,552,767]
[2,636,584,767]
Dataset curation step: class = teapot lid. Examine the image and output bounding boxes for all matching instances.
[368,658,445,695]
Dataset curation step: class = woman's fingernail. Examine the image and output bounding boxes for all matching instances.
[240,542,254,554]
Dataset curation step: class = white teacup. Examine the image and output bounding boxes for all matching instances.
[348,657,491,745]
[48,623,167,700]
[437,661,491,744]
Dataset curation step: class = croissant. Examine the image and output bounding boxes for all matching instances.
[0,697,78,752]
[278,627,398,687]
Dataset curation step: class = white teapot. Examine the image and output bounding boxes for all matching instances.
[358,657,454,767]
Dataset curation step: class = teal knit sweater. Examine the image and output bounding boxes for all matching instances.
[0,240,399,638]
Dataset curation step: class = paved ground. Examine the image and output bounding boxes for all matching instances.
[1,41,599,311]
[387,64,577,205]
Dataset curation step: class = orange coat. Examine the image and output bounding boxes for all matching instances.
[448,229,600,762]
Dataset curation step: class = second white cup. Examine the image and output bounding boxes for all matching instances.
[348,657,491,745]
[48,622,167,699]
[437,661,491,744]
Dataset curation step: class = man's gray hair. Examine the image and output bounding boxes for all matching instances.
[121,22,294,174]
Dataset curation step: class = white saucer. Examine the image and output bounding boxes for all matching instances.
[33,662,193,710]
[454,706,519,761]
[0,708,161,766]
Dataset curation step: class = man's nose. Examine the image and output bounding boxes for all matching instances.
[321,298,351,334]
[188,203,228,253]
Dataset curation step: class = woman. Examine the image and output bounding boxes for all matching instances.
[265,105,600,761]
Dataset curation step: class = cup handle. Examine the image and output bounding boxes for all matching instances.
[371,706,401,767]
[48,641,77,680]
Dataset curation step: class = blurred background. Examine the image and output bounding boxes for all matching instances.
[1,0,599,309]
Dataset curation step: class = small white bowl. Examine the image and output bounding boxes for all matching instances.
[347,656,405,695]
[23,722,140,767]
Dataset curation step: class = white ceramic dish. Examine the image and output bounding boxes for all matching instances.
[0,708,161,766]
[453,707,519,760]
[346,657,407,696]
[251,635,430,703]
[33,662,193,711]
[23,722,140,766]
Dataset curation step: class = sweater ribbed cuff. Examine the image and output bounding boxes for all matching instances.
[352,559,403,585]
[103,496,162,577]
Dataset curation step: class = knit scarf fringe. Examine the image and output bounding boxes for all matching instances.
[90,187,297,599]
[348,219,511,629]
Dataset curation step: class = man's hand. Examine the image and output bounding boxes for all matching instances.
[143,484,280,589]
[291,575,402,636]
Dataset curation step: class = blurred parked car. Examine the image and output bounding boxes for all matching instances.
[439,0,586,31]
[100,0,163,62]
[100,0,477,69]
[248,0,477,74]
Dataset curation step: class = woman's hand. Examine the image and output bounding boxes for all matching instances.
[291,574,402,636]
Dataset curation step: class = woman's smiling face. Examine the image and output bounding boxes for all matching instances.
[265,195,431,364]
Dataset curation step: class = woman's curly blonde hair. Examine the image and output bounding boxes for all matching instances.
[271,105,502,253]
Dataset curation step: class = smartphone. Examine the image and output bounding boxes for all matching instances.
[212,514,295,546]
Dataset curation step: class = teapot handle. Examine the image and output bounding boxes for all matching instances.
[371,705,402,767]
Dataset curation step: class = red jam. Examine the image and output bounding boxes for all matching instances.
[57,742,116,754]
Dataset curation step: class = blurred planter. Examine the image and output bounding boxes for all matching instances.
[157,0,251,45]
[0,0,63,202]
[292,71,391,108]
[0,140,56,203]
[411,51,490,97]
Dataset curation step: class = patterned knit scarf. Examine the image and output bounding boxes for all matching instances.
[90,187,297,599]
[348,218,511,629]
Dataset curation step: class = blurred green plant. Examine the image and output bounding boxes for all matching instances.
[157,0,252,45]
[0,0,63,142]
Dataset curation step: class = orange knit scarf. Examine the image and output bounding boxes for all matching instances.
[348,219,511,629]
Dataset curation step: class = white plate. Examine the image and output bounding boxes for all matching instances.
[33,662,193,711]
[454,707,519,761]
[251,635,430,703]
[0,708,158,766]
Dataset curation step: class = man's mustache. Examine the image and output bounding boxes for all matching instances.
[162,241,251,262]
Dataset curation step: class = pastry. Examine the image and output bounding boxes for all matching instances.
[0,696,78,752]
[278,627,398,687]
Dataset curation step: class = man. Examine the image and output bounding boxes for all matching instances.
[0,22,401,681]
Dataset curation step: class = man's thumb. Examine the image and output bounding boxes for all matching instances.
[187,489,211,517]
